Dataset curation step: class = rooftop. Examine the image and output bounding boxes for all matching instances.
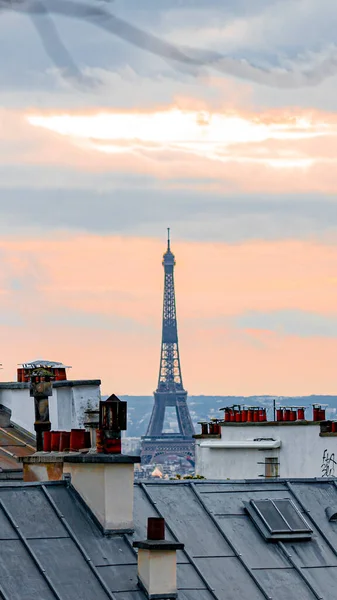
[0,379,101,390]
[0,420,35,479]
[19,360,71,369]
[0,477,337,599]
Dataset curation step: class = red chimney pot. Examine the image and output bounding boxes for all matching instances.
[147,517,165,541]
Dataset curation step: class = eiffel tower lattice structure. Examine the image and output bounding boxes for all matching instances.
[141,230,195,466]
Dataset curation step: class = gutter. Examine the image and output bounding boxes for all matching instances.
[199,440,281,449]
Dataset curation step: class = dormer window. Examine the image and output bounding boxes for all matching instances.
[244,498,313,541]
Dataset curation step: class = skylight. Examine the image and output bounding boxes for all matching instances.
[244,498,313,542]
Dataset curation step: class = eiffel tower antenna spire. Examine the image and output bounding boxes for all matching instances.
[167,227,170,251]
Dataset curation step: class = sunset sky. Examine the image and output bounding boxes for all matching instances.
[1,0,337,395]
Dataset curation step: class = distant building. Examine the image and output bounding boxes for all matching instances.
[195,403,337,479]
[121,436,141,456]
[0,359,101,435]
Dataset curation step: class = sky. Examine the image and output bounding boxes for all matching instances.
[1,0,337,395]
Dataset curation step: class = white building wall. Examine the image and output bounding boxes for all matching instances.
[195,423,337,480]
[0,387,33,433]
[70,385,101,428]
[0,381,101,435]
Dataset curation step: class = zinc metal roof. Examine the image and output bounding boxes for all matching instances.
[0,479,337,598]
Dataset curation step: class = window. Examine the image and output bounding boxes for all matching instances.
[244,498,313,542]
[265,457,279,479]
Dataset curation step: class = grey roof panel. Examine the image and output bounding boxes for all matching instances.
[177,564,209,590]
[49,485,136,566]
[194,557,265,600]
[304,566,337,598]
[0,487,68,538]
[199,489,294,516]
[97,564,139,593]
[30,538,110,599]
[178,592,216,600]
[287,530,337,568]
[113,593,147,600]
[0,508,19,539]
[199,482,289,493]
[218,515,289,569]
[253,568,315,600]
[145,484,235,557]
[132,483,189,564]
[133,483,166,539]
[290,482,337,555]
[0,540,55,600]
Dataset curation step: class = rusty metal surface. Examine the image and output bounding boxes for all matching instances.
[0,450,22,471]
[0,430,27,447]
[23,463,63,483]
[0,427,34,474]
[4,445,34,458]
[8,425,35,447]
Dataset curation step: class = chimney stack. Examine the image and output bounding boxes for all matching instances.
[133,517,184,599]
[30,367,53,451]
[84,408,99,452]
[63,453,140,532]
[21,392,140,532]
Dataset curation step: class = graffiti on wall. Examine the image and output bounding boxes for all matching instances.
[321,449,337,477]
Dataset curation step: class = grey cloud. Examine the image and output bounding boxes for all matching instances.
[0,185,337,243]
[1,0,337,93]
[234,310,337,338]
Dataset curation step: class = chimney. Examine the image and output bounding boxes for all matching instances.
[63,453,140,532]
[84,408,99,452]
[21,392,140,532]
[133,517,184,599]
[63,390,139,532]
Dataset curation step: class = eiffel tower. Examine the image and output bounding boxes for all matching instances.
[141,230,195,465]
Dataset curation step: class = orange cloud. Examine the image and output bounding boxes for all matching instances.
[0,105,337,191]
[0,234,337,395]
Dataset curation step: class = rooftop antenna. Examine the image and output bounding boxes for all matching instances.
[167,227,170,251]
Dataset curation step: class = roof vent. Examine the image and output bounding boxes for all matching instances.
[325,506,337,521]
[244,498,313,542]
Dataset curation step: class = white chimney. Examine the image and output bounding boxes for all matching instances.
[83,409,99,452]
[63,454,140,532]
[133,518,184,599]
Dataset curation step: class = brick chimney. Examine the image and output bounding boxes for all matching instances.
[133,517,184,599]
[63,453,140,532]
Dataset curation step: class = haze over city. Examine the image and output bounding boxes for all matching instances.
[0,0,337,395]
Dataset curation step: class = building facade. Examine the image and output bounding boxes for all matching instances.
[0,360,101,435]
[195,404,337,479]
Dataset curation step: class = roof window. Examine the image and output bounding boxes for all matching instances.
[244,498,313,542]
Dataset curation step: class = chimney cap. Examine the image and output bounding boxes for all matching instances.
[134,517,184,551]
[63,453,140,464]
[133,540,184,551]
[19,359,71,369]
